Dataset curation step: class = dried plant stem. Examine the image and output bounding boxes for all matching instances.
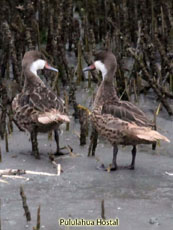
[20,185,31,222]
[0,199,1,230]
[79,108,89,146]
[101,199,105,220]
[76,41,84,84]
[0,146,2,162]
[128,48,173,115]
[48,131,53,141]
[33,205,41,230]
[37,205,41,230]
[88,127,98,157]
[5,131,9,152]
[64,91,70,131]
[0,169,59,177]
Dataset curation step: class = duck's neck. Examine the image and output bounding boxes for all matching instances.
[23,67,45,91]
[93,70,119,108]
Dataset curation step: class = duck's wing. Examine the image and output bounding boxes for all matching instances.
[27,86,64,113]
[102,99,153,127]
[29,87,70,124]
[105,118,169,143]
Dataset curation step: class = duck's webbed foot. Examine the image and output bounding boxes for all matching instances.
[97,163,118,171]
[109,163,118,171]
[31,130,40,159]
[96,163,106,170]
[54,149,68,156]
[126,164,135,170]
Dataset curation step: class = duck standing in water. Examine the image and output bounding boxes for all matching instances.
[83,50,170,170]
[12,51,70,159]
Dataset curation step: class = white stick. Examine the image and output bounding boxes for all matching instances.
[165,171,173,176]
[57,164,61,176]
[2,175,28,180]
[0,179,8,184]
[0,169,59,177]
[25,170,58,176]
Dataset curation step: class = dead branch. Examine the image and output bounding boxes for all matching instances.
[0,169,59,177]
[101,199,105,220]
[33,205,41,230]
[0,145,2,162]
[0,199,1,230]
[20,185,31,222]
[128,47,173,116]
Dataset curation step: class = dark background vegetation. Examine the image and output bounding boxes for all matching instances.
[0,0,173,140]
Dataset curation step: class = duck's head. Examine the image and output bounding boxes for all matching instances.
[83,50,117,80]
[22,50,58,76]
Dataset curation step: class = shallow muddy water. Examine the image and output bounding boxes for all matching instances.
[0,87,173,230]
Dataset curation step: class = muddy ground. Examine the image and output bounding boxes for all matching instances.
[0,85,173,230]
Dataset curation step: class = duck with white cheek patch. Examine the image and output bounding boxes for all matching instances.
[83,50,170,171]
[12,50,70,159]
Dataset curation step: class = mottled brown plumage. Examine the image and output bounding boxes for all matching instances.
[12,50,69,158]
[84,50,170,170]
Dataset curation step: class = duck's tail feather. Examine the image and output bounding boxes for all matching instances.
[136,129,170,143]
[38,109,70,124]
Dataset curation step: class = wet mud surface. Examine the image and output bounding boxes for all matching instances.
[0,89,173,230]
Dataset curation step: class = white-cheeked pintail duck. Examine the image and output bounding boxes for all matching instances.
[83,50,170,170]
[12,50,70,159]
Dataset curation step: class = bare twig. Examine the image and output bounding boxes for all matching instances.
[128,47,173,115]
[2,175,28,180]
[0,199,1,230]
[88,127,98,157]
[0,169,59,177]
[20,185,31,222]
[79,108,89,146]
[5,131,9,152]
[0,145,2,162]
[0,178,8,184]
[33,205,41,230]
[101,199,105,220]
[165,171,173,176]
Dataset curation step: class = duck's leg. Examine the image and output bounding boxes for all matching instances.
[54,130,67,156]
[30,130,40,159]
[88,127,98,157]
[97,144,118,171]
[110,144,118,170]
[54,130,61,155]
[128,145,136,170]
[92,130,98,156]
[152,142,156,150]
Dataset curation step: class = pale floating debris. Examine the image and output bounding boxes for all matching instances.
[26,170,58,176]
[0,169,59,177]
[73,130,80,138]
[2,175,28,180]
[165,171,173,176]
[0,178,9,184]
[57,164,61,176]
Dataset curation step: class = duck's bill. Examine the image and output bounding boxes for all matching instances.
[83,64,95,72]
[45,63,59,72]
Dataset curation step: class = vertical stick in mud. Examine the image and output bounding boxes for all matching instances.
[20,186,31,222]
[101,199,105,220]
[36,205,41,230]
[0,199,1,230]
[0,145,2,162]
[5,131,9,153]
